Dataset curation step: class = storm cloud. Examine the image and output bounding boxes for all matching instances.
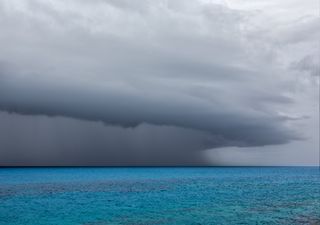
[0,0,318,165]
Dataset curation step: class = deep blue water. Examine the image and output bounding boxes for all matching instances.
[0,167,319,225]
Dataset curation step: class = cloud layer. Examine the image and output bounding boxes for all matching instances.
[0,0,318,165]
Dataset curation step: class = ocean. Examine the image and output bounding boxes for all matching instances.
[0,167,319,225]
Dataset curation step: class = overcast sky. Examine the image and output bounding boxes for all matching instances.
[0,0,318,166]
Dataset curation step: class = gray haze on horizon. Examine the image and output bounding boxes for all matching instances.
[0,0,319,165]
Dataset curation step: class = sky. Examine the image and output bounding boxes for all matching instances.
[0,0,318,166]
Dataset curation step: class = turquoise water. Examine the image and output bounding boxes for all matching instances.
[0,167,319,225]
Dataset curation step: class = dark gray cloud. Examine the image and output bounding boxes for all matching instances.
[0,0,318,165]
[0,70,298,148]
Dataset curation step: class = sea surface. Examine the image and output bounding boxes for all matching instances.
[0,167,319,225]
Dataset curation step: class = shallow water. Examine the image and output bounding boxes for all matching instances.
[0,167,319,225]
